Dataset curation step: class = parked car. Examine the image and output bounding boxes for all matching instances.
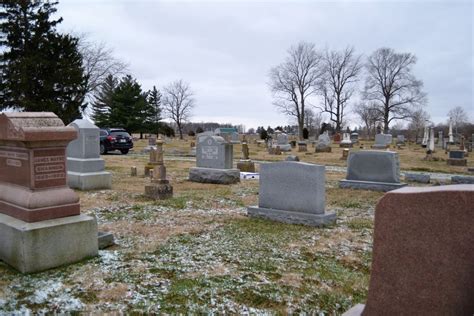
[99,128,133,154]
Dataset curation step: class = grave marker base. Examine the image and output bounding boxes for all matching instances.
[189,167,240,184]
[339,179,406,192]
[247,206,336,227]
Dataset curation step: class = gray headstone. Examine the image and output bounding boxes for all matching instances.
[66,119,111,190]
[449,150,465,159]
[346,151,401,183]
[67,119,100,159]
[259,162,325,214]
[196,135,233,169]
[247,162,336,226]
[276,132,289,145]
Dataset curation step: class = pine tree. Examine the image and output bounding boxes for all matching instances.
[91,74,117,127]
[146,85,162,133]
[109,75,152,134]
[0,0,86,123]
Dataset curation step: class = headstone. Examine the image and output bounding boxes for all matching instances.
[66,119,112,190]
[340,133,353,148]
[437,131,443,148]
[448,121,454,144]
[142,135,157,153]
[237,142,255,172]
[451,175,474,184]
[428,127,435,152]
[459,136,465,151]
[404,173,430,184]
[131,166,137,177]
[333,133,341,143]
[341,148,350,160]
[298,142,307,152]
[272,132,291,151]
[396,135,405,145]
[339,151,406,191]
[247,162,336,226]
[285,155,300,161]
[350,132,359,144]
[189,135,240,184]
[145,147,162,176]
[447,150,467,166]
[0,112,98,273]
[145,136,173,199]
[343,185,474,316]
[372,134,391,149]
[421,126,429,147]
[315,131,332,153]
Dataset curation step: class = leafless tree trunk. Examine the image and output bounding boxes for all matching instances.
[363,47,426,133]
[408,108,430,143]
[163,80,195,139]
[317,47,362,132]
[304,108,322,136]
[269,42,324,140]
[77,34,128,110]
[354,102,383,140]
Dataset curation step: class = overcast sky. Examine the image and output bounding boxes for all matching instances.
[58,0,473,130]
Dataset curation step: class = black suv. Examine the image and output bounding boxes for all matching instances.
[99,128,133,154]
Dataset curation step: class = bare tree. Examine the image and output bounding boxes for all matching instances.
[316,47,362,132]
[304,108,323,136]
[408,108,430,142]
[269,42,324,140]
[77,34,128,107]
[354,102,383,140]
[363,47,426,133]
[447,106,469,134]
[163,80,195,139]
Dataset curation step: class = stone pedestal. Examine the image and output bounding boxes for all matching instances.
[67,119,111,190]
[189,167,240,184]
[0,112,98,273]
[237,160,255,172]
[145,179,173,200]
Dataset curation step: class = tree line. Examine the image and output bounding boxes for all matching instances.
[269,42,427,139]
[0,1,195,139]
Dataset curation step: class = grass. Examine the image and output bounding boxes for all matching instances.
[0,137,470,314]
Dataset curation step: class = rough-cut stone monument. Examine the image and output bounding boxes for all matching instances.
[339,150,406,191]
[247,161,336,226]
[343,185,474,316]
[237,142,255,172]
[0,112,98,273]
[315,131,332,153]
[66,119,111,190]
[189,135,240,184]
[145,136,173,199]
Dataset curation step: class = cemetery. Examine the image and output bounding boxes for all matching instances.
[0,1,472,314]
[0,117,473,313]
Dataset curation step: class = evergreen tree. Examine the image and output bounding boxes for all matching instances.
[146,85,162,133]
[0,0,86,123]
[91,74,117,127]
[109,75,151,134]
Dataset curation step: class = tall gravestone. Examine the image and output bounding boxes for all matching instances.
[339,150,406,191]
[145,136,173,199]
[247,162,336,226]
[189,135,240,184]
[340,133,353,148]
[315,131,332,153]
[343,185,474,316]
[66,119,112,190]
[0,112,98,273]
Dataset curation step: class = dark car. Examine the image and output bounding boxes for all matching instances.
[99,128,133,154]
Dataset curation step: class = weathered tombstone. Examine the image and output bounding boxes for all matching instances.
[404,173,430,184]
[0,112,98,273]
[437,131,443,148]
[350,132,359,144]
[273,132,291,151]
[145,136,173,199]
[247,162,336,226]
[447,150,467,166]
[341,148,350,160]
[333,133,341,143]
[396,135,405,145]
[131,166,137,176]
[372,134,391,149]
[189,135,240,184]
[66,119,112,190]
[448,121,454,144]
[237,142,256,172]
[340,133,353,148]
[145,147,162,176]
[421,126,429,147]
[428,127,435,152]
[285,155,300,161]
[339,150,406,191]
[142,135,157,153]
[451,175,474,184]
[315,131,332,153]
[343,185,474,316]
[298,141,307,152]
